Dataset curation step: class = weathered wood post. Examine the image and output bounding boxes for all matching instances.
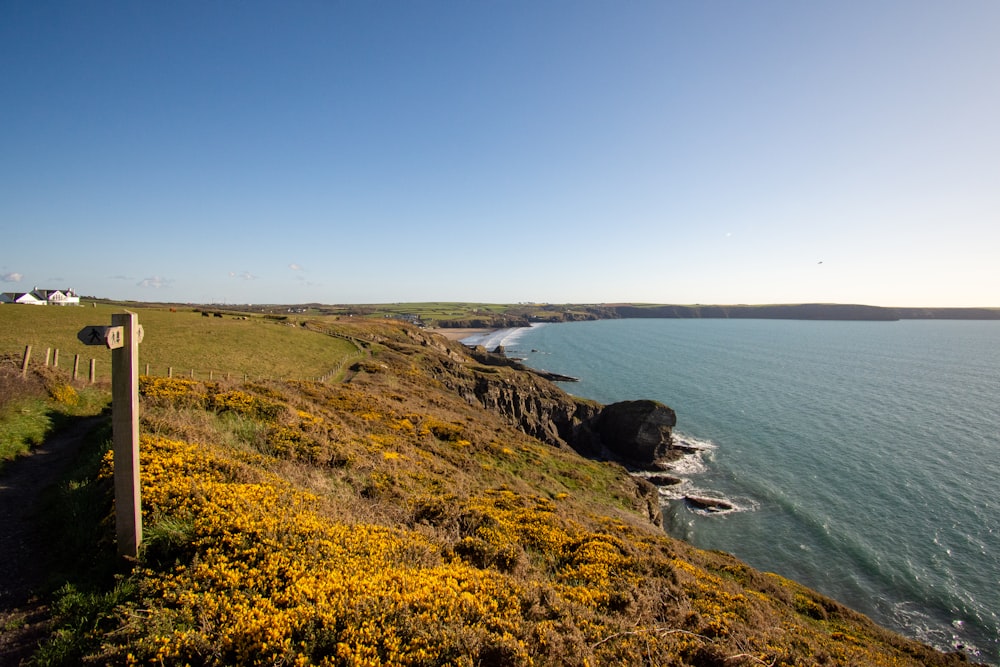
[89,359,96,383]
[145,363,150,376]
[73,354,81,381]
[44,348,51,367]
[78,314,145,559]
[53,349,59,368]
[112,312,142,559]
[21,345,31,378]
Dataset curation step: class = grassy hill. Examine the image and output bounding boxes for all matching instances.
[0,311,978,665]
[0,304,361,382]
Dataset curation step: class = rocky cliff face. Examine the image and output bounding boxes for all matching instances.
[434,342,682,471]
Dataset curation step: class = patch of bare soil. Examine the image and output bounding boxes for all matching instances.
[0,416,103,665]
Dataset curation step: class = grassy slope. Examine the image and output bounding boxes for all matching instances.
[5,315,976,666]
[0,305,360,382]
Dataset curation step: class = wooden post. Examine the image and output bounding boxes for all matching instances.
[21,345,31,378]
[44,348,51,366]
[168,367,173,378]
[73,354,80,381]
[90,358,96,383]
[53,349,59,368]
[145,363,150,376]
[209,370,214,380]
[190,369,195,379]
[112,312,142,559]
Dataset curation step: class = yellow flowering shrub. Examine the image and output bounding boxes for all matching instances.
[210,389,286,421]
[48,382,79,405]
[422,418,464,442]
[138,376,206,407]
[111,436,536,666]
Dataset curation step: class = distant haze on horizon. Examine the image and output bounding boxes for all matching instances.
[2,2,998,308]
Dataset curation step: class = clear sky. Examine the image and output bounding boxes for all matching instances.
[2,1,998,307]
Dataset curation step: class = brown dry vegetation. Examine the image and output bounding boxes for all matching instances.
[6,319,980,665]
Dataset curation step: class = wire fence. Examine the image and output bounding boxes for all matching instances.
[9,340,368,386]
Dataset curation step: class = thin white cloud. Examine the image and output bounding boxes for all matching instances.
[1,272,23,283]
[289,263,302,271]
[227,271,257,280]
[137,276,173,289]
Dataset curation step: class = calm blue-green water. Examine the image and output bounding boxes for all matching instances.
[466,319,1000,664]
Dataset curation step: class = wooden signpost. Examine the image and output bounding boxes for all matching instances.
[78,313,145,559]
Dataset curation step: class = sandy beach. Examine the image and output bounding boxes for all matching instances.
[428,327,496,342]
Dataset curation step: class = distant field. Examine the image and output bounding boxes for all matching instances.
[0,304,360,381]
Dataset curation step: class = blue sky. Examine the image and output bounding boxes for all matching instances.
[2,1,998,306]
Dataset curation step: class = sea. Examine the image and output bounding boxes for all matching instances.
[463,318,1000,664]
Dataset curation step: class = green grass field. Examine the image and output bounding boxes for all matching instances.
[0,304,360,382]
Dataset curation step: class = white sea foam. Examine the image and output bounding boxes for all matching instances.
[460,324,540,350]
[633,434,754,514]
[664,433,716,476]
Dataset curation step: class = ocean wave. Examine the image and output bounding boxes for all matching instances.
[889,600,986,662]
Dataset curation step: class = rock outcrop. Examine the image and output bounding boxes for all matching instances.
[590,399,679,468]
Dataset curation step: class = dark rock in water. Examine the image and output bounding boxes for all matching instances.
[532,369,580,383]
[593,399,677,467]
[646,474,683,487]
[684,495,733,512]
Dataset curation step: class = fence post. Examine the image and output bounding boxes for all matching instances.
[53,349,59,368]
[45,348,51,367]
[90,358,96,383]
[145,363,150,376]
[21,345,31,378]
[73,354,80,381]
[168,367,173,378]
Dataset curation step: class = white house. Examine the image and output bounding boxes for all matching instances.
[0,291,45,305]
[0,288,81,306]
[35,288,81,306]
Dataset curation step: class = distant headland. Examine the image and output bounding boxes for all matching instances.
[423,302,1000,330]
[61,298,1000,330]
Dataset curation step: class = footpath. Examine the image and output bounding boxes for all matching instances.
[0,415,103,665]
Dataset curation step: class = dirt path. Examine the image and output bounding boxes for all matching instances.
[0,415,104,665]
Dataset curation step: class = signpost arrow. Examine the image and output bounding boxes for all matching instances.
[77,325,125,349]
